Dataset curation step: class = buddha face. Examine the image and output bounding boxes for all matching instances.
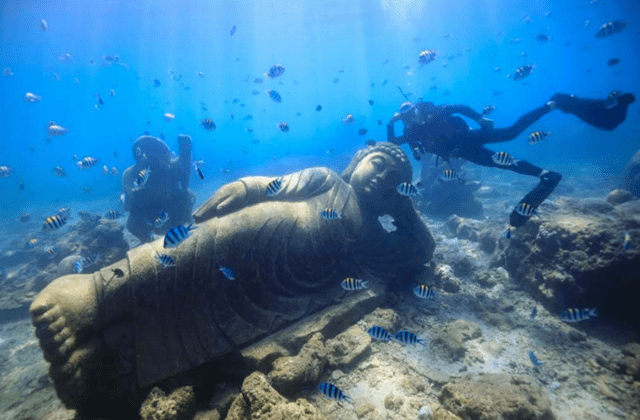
[349,152,399,196]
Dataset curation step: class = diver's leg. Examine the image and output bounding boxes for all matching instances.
[470,103,553,145]
[457,146,561,228]
[551,92,635,131]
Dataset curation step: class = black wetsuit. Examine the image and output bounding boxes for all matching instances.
[388,92,635,228]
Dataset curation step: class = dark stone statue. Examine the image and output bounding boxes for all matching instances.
[29,142,436,415]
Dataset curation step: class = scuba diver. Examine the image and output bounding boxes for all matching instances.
[387,91,636,232]
[122,134,196,241]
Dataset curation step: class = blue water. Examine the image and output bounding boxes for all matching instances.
[1,0,639,222]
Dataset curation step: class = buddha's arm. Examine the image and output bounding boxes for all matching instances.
[193,167,339,222]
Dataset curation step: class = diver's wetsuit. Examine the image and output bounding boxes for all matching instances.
[388,92,635,228]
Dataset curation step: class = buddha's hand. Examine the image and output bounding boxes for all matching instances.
[193,181,247,222]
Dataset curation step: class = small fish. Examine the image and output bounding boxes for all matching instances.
[253,77,263,84]
[368,326,395,342]
[333,77,340,83]
[607,58,621,67]
[163,223,197,248]
[76,157,98,170]
[230,25,237,36]
[265,64,285,78]
[105,210,123,220]
[418,49,437,66]
[109,89,116,96]
[75,252,100,273]
[342,114,355,125]
[277,122,289,132]
[368,99,374,106]
[560,307,598,323]
[2,67,13,76]
[20,214,30,223]
[317,383,351,403]
[243,114,254,120]
[366,140,376,146]
[529,351,543,367]
[219,265,236,280]
[267,89,282,103]
[439,169,460,182]
[413,284,435,299]
[24,92,42,102]
[0,166,13,177]
[156,252,176,268]
[595,20,628,38]
[358,128,368,136]
[482,105,495,116]
[101,165,109,176]
[623,231,632,250]
[536,33,551,42]
[514,202,536,217]
[528,131,550,145]
[111,268,124,277]
[530,306,537,320]
[82,185,92,194]
[111,167,119,176]
[266,177,284,196]
[153,79,161,87]
[605,91,621,109]
[45,246,57,256]
[320,208,341,220]
[19,181,24,190]
[492,151,519,166]
[40,18,48,31]
[341,277,368,291]
[395,330,427,346]
[396,182,418,196]
[512,64,535,81]
[195,165,205,180]
[153,211,170,228]
[47,122,68,136]
[43,214,66,230]
[163,113,175,122]
[133,167,151,189]
[27,239,38,249]
[201,118,216,131]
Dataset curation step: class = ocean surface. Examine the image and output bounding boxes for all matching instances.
[1,0,639,419]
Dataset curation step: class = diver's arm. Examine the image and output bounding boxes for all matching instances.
[387,113,405,144]
[440,104,483,122]
[193,168,340,222]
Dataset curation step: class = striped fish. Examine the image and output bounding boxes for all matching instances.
[413,284,435,299]
[492,151,518,166]
[418,49,437,66]
[277,122,289,132]
[367,326,394,342]
[74,252,100,273]
[156,252,176,268]
[560,307,598,323]
[163,223,197,248]
[58,207,72,218]
[201,118,216,131]
[396,182,418,196]
[105,210,123,220]
[43,214,67,230]
[320,208,341,220]
[27,239,38,249]
[512,64,535,81]
[341,277,368,291]
[219,265,235,280]
[76,156,98,169]
[502,225,513,239]
[154,211,170,228]
[53,166,67,177]
[267,89,282,103]
[482,105,495,116]
[528,131,550,145]
[317,382,351,403]
[595,20,628,38]
[266,177,283,196]
[439,169,460,182]
[265,64,285,78]
[514,202,536,217]
[395,330,428,346]
[134,167,151,189]
[47,122,69,136]
[45,246,57,256]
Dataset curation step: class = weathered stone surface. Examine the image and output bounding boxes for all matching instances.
[239,341,290,373]
[194,409,221,420]
[434,264,460,294]
[325,325,371,368]
[623,149,640,198]
[230,372,327,420]
[430,320,482,363]
[139,386,196,420]
[207,383,239,418]
[440,374,555,420]
[362,307,400,332]
[504,195,640,328]
[268,333,327,396]
[428,402,463,420]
